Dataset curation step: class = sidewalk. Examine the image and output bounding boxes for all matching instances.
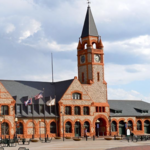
[3,137,150,150]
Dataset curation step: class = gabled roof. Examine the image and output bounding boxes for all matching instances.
[0,79,73,117]
[81,6,99,38]
[108,100,150,117]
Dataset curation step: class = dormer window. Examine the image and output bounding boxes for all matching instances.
[134,108,148,114]
[110,108,122,114]
[72,93,81,100]
[115,110,122,114]
[142,110,148,114]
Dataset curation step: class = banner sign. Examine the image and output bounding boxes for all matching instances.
[97,124,99,128]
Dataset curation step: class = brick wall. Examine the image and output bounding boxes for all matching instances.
[0,82,15,139]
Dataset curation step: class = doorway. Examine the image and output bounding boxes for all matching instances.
[95,118,106,136]
[119,121,126,135]
[74,121,81,137]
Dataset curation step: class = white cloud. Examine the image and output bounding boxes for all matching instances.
[104,35,150,61]
[23,38,77,51]
[5,24,15,33]
[19,19,41,42]
[104,35,150,55]
[108,88,150,102]
[105,63,150,85]
[47,41,77,51]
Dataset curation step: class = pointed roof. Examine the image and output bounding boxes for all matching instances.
[81,6,99,38]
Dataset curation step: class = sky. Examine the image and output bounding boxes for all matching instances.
[0,0,150,102]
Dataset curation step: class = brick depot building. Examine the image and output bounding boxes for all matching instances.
[0,6,150,139]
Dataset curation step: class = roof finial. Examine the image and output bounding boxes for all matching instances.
[87,0,91,7]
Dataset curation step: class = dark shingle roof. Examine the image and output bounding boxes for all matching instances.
[108,100,150,117]
[0,79,73,117]
[81,6,99,38]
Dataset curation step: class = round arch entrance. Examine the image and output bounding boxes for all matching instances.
[74,121,81,137]
[119,121,126,135]
[95,118,107,136]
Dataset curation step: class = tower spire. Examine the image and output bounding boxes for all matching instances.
[81,6,98,38]
[87,0,91,6]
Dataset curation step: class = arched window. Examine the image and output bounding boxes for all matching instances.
[137,120,142,130]
[92,43,96,49]
[83,107,89,115]
[1,105,9,115]
[74,106,80,115]
[84,121,90,132]
[128,121,133,131]
[65,122,72,133]
[16,122,23,134]
[50,122,56,133]
[144,120,150,133]
[111,121,117,132]
[1,122,9,135]
[65,106,71,115]
[119,121,126,135]
[84,43,87,49]
[72,93,81,100]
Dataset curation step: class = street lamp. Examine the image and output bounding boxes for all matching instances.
[124,120,127,136]
[108,117,111,136]
[60,112,64,141]
[39,119,41,139]
[77,120,80,138]
[15,118,18,138]
[96,120,100,137]
[0,118,3,139]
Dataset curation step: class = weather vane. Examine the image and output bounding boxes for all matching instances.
[87,0,91,6]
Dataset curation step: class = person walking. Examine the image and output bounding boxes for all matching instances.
[126,128,131,142]
[84,128,87,137]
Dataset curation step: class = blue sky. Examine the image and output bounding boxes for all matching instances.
[0,0,150,102]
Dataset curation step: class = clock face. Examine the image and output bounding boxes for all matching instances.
[94,54,100,62]
[81,55,85,63]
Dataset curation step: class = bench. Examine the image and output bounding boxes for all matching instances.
[131,133,150,142]
[18,139,31,145]
[114,135,124,140]
[39,137,52,143]
[9,138,17,147]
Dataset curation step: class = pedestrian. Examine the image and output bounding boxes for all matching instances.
[84,128,87,137]
[126,128,130,142]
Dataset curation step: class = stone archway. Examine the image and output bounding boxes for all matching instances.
[95,118,107,136]
[93,115,109,136]
[74,121,81,137]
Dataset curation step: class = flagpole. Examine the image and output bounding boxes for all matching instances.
[43,88,47,142]
[32,99,34,139]
[55,95,57,137]
[51,53,54,83]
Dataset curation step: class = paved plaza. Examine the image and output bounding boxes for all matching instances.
[2,137,150,150]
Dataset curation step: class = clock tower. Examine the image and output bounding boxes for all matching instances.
[77,6,105,85]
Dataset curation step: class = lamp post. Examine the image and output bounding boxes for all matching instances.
[96,120,100,137]
[15,118,18,138]
[39,119,41,139]
[77,120,80,138]
[124,120,127,136]
[60,112,64,141]
[108,117,111,136]
[0,118,3,139]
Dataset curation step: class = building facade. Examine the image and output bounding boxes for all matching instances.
[0,6,150,139]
